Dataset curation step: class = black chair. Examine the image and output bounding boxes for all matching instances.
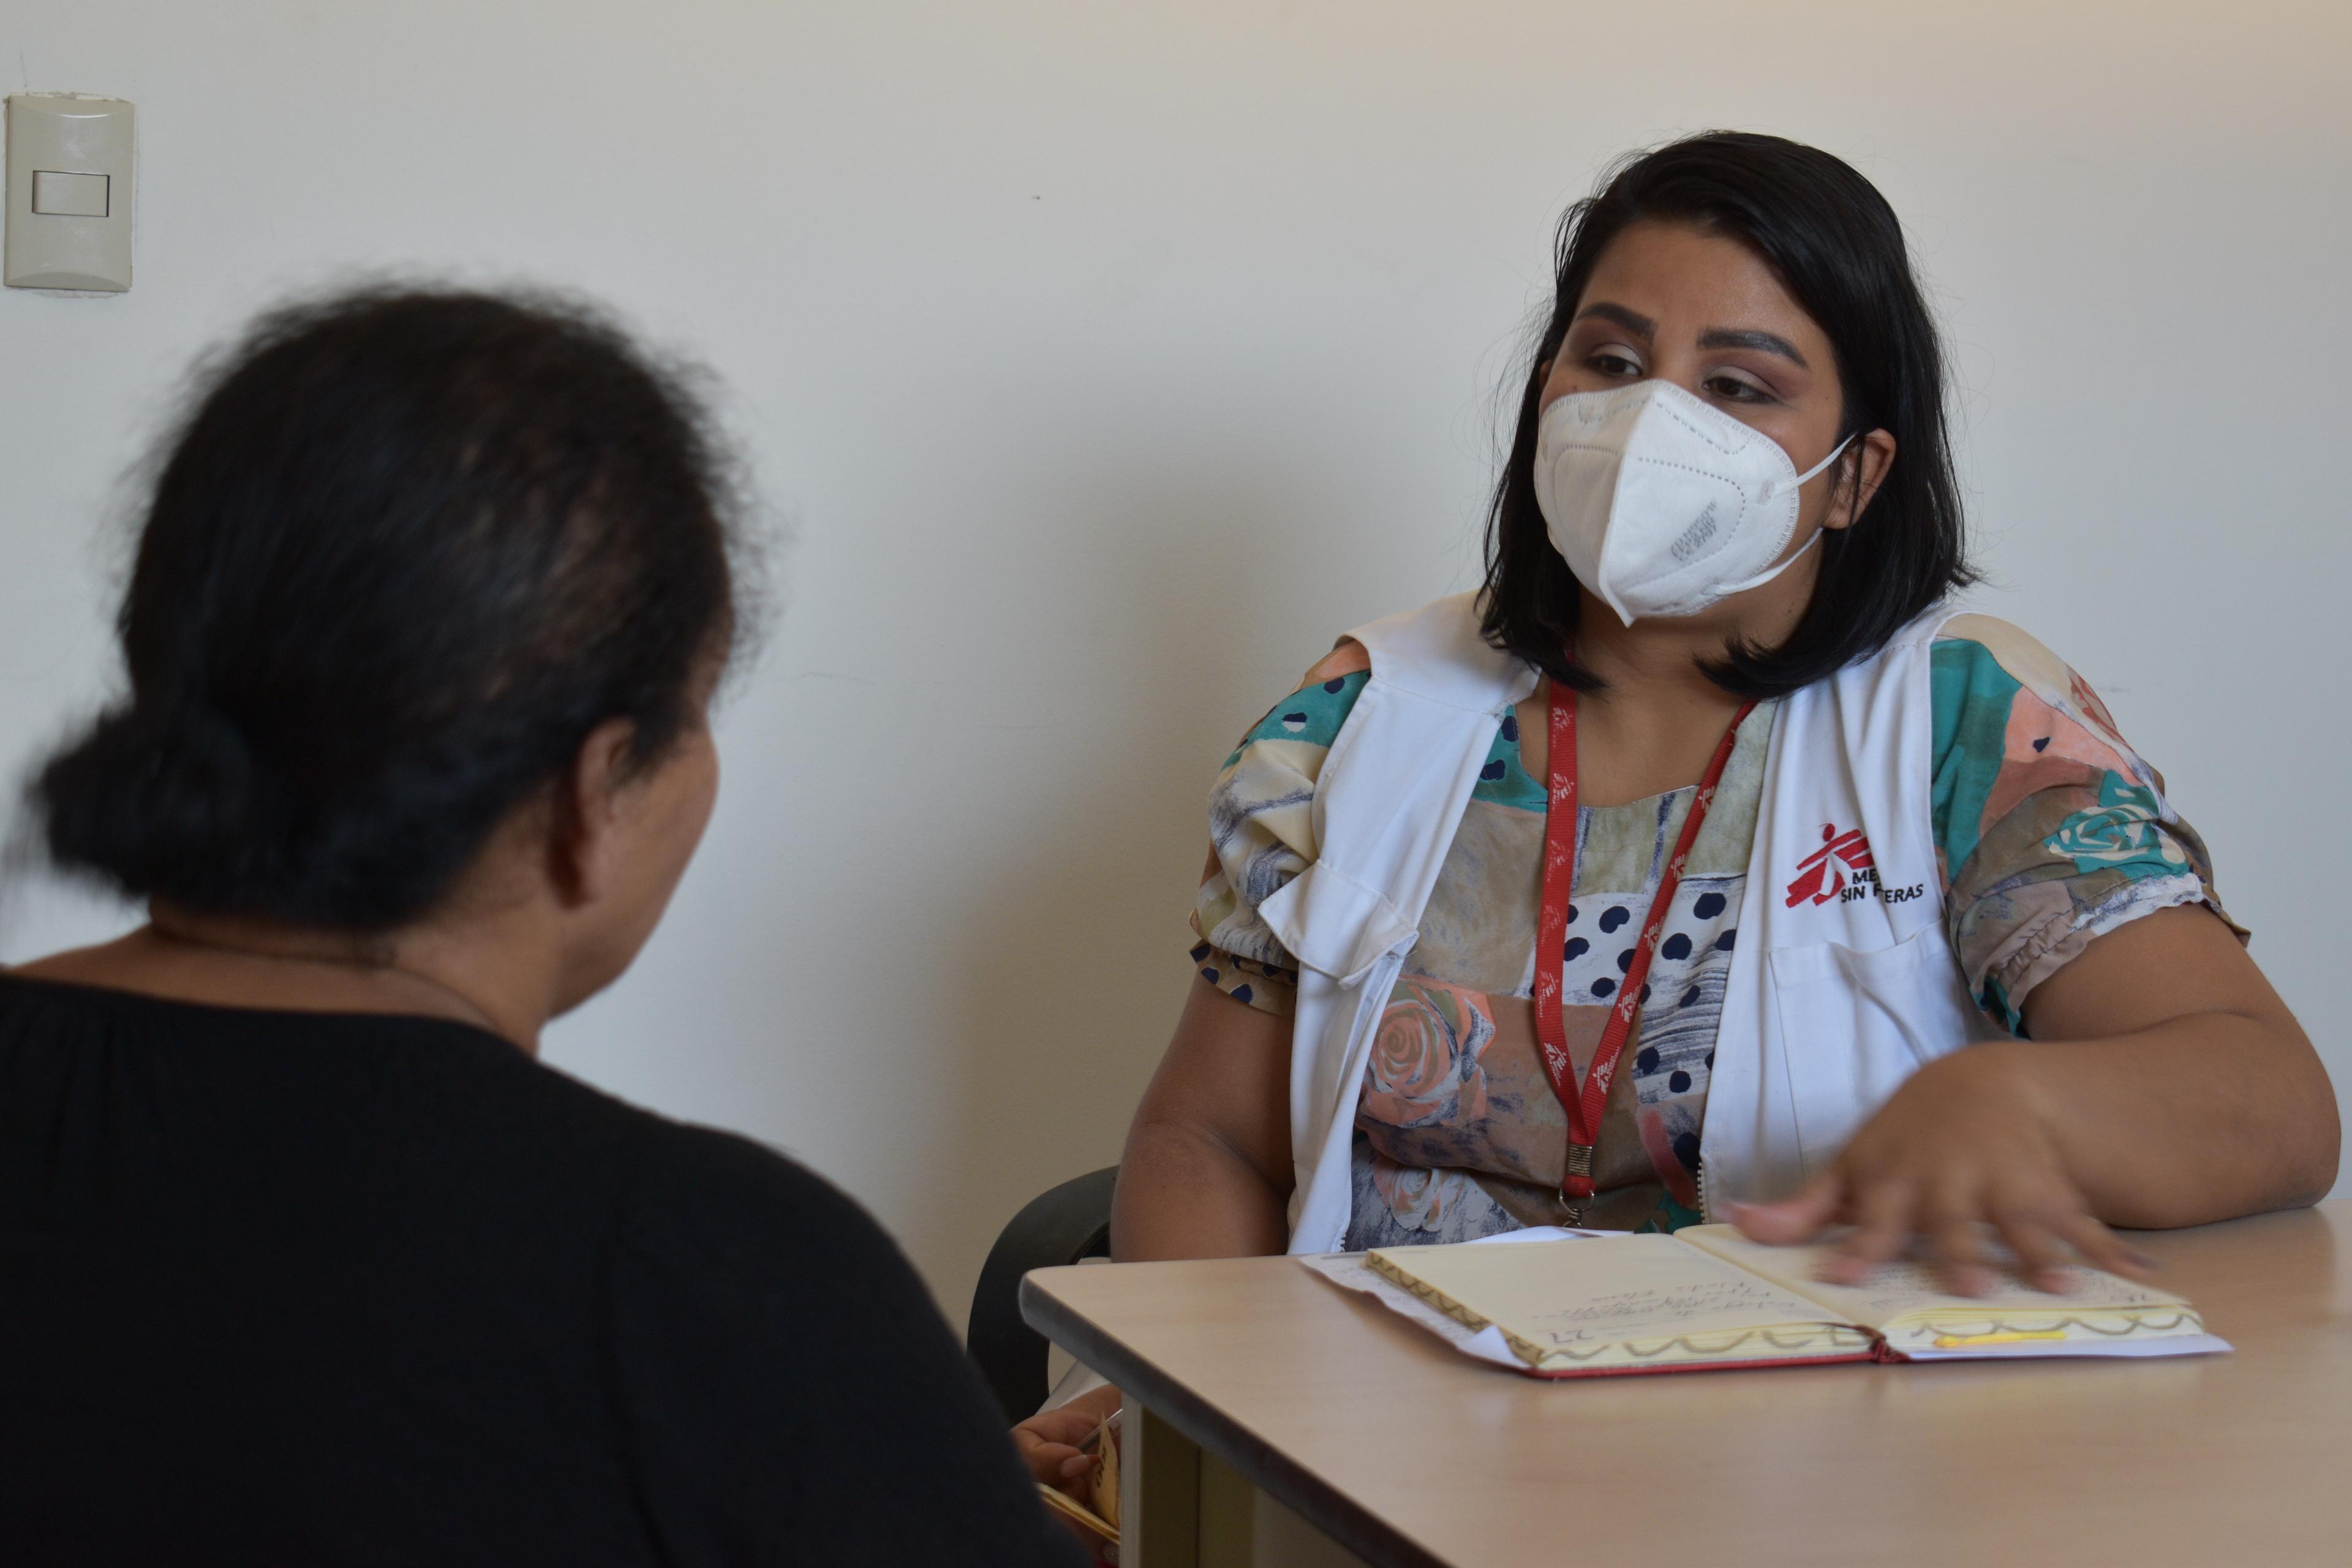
[967,1166,1119,1423]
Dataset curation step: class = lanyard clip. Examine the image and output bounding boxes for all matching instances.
[1561,1143,1597,1213]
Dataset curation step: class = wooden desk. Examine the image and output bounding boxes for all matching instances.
[1023,1202,2352,1567]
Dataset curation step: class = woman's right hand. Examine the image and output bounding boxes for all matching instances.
[1012,1382,1122,1500]
[1012,975,1292,1539]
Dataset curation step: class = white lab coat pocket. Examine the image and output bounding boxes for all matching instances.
[1766,925,1985,1182]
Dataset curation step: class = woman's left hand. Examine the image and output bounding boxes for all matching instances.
[1727,1041,2155,1295]
[1012,1383,1121,1502]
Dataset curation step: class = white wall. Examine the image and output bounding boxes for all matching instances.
[4,1,2346,1321]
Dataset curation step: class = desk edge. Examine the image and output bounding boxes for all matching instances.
[1020,1268,1450,1568]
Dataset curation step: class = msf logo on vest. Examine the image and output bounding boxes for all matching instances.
[1785,823,1928,909]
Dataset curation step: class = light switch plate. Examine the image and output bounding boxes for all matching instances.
[7,94,135,292]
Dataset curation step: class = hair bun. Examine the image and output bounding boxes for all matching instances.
[36,701,271,908]
[27,287,739,930]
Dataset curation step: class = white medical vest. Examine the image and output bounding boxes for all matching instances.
[1262,593,2002,1254]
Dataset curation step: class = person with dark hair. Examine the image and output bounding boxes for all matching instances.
[0,288,1083,1566]
[1017,131,2335,1479]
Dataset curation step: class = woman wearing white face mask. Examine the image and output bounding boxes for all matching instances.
[1015,131,2337,1488]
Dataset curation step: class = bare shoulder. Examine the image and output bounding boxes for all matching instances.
[10,936,148,986]
[1298,637,1371,688]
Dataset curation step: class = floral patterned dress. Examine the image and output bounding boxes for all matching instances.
[1190,614,2236,1248]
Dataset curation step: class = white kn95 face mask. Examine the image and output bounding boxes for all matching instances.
[1531,379,1853,626]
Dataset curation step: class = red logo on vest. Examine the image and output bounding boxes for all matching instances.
[1786,823,1874,907]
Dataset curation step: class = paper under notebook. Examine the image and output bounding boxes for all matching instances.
[1359,1225,2226,1376]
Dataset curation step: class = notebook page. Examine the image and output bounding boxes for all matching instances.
[1366,1234,1856,1365]
[1676,1224,2193,1332]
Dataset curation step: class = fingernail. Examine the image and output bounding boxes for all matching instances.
[2125,1250,2159,1271]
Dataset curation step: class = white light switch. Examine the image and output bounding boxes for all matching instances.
[7,94,135,292]
[32,170,110,217]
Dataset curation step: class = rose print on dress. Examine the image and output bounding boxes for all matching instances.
[1361,978,1496,1129]
[1366,1158,1485,1234]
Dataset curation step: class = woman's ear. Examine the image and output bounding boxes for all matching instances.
[546,717,639,909]
[1824,428,1898,531]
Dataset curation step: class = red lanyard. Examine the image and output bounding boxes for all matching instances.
[1532,680,1754,1222]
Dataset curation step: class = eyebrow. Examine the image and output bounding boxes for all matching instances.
[1572,302,1654,339]
[1572,306,1812,371]
[1697,326,1809,368]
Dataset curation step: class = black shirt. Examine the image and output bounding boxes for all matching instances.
[0,974,1084,1567]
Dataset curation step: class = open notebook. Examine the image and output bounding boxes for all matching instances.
[1351,1226,2224,1376]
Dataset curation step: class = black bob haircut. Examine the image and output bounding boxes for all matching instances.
[1480,130,1975,698]
[32,287,747,932]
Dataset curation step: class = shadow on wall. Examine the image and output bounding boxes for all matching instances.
[902,437,1431,1313]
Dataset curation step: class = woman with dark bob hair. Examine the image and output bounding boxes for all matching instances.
[1019,131,2336,1477]
[1,290,1082,1566]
